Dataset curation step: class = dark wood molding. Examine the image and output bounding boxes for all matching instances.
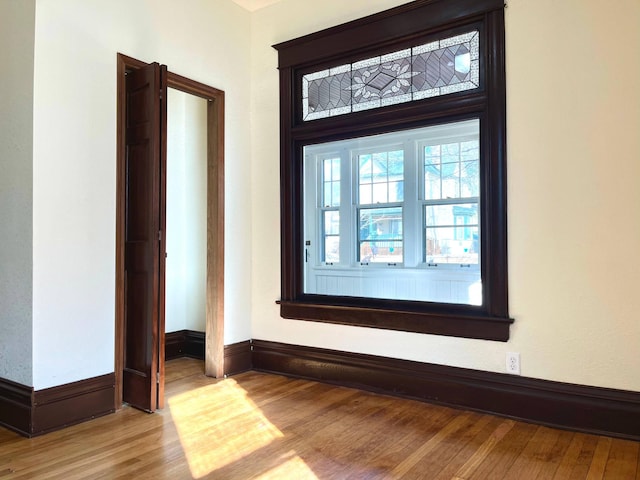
[184,331,205,359]
[165,330,188,360]
[279,301,512,341]
[0,374,115,437]
[0,377,33,436]
[165,333,251,376]
[6,340,638,441]
[32,374,115,436]
[165,330,205,360]
[273,0,503,69]
[224,341,252,376]
[116,53,226,409]
[274,0,512,341]
[251,340,640,441]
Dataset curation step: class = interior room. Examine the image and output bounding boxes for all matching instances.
[1,0,638,478]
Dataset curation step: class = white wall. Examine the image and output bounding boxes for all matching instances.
[0,0,35,386]
[165,89,207,333]
[250,0,640,391]
[32,0,252,390]
[22,0,640,393]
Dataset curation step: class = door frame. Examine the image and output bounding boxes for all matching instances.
[115,53,225,408]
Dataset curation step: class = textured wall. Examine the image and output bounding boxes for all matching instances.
[0,0,35,386]
[23,0,640,392]
[249,0,640,391]
[32,0,252,389]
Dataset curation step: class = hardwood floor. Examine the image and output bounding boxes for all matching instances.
[1,358,638,479]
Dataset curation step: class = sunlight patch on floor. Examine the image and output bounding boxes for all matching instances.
[255,451,319,479]
[168,378,288,479]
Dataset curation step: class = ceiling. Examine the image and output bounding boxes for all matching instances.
[231,0,283,12]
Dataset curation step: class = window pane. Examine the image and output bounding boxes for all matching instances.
[323,183,331,207]
[324,210,340,235]
[323,210,340,263]
[359,155,372,180]
[322,158,340,207]
[331,158,341,180]
[372,182,388,203]
[426,226,478,264]
[460,161,479,197]
[359,149,404,205]
[359,207,403,240]
[441,163,460,198]
[331,182,341,206]
[425,145,441,161]
[441,143,460,163]
[425,203,478,264]
[324,160,332,182]
[389,151,403,174]
[360,240,403,263]
[425,165,441,200]
[372,152,388,182]
[460,140,479,161]
[359,207,403,262]
[388,181,404,202]
[359,184,372,204]
[424,132,478,202]
[425,203,478,227]
[324,235,340,263]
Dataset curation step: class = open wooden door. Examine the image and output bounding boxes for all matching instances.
[123,62,167,412]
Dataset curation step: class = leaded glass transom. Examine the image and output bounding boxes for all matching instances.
[302,31,479,121]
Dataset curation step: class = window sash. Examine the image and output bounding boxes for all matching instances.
[307,120,480,274]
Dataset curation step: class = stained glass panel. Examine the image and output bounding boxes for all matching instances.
[302,31,480,121]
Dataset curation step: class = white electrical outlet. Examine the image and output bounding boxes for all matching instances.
[506,352,521,375]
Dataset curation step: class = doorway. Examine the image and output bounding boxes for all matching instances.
[115,53,225,411]
[165,88,207,350]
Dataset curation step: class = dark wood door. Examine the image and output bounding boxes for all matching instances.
[123,62,167,412]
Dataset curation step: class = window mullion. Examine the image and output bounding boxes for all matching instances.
[338,148,351,266]
[402,139,419,268]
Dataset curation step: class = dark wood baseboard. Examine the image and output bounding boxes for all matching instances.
[165,330,205,360]
[165,330,188,360]
[224,340,252,376]
[165,332,251,376]
[0,377,32,436]
[251,340,640,441]
[9,339,634,440]
[32,373,115,436]
[0,373,115,437]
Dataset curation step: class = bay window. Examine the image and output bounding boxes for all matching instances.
[304,119,481,305]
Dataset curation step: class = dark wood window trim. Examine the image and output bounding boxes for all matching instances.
[274,0,513,341]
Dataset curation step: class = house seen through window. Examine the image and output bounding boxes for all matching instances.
[304,119,481,305]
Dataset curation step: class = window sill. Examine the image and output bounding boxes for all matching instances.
[277,300,513,341]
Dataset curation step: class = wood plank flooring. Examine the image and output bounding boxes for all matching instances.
[0,358,638,479]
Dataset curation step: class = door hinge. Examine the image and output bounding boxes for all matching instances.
[158,230,162,242]
[156,371,160,384]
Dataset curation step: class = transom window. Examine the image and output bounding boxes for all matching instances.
[302,30,480,121]
[275,0,512,341]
